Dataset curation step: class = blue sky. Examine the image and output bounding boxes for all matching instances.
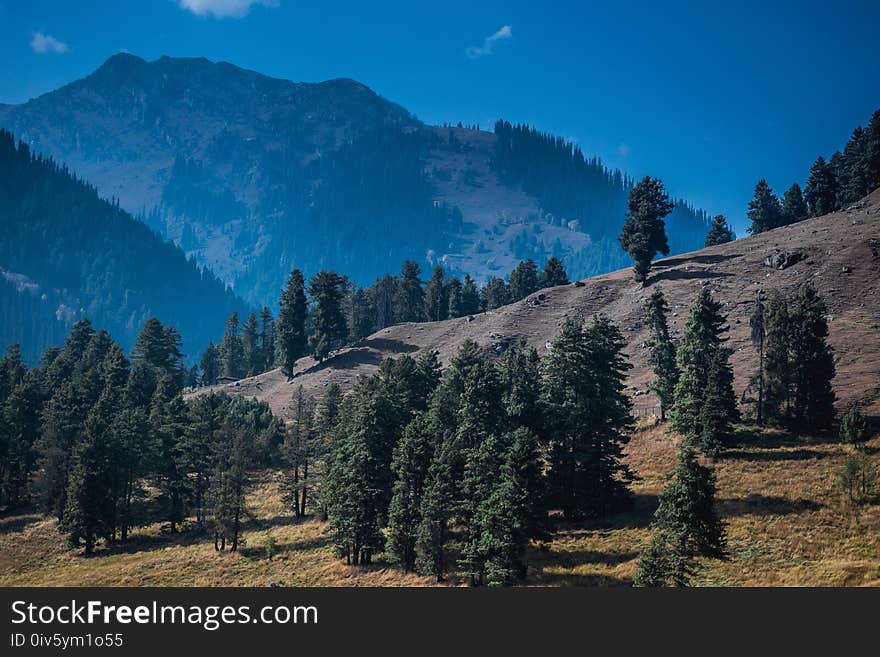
[1,0,879,234]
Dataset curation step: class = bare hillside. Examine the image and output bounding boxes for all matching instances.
[196,188,880,419]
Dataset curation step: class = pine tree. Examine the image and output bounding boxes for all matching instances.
[805,156,838,216]
[150,377,188,533]
[460,274,481,315]
[199,342,220,386]
[394,260,425,323]
[787,286,836,432]
[669,289,738,457]
[780,183,808,225]
[424,266,447,321]
[746,179,782,234]
[282,386,317,517]
[209,419,251,552]
[276,269,307,375]
[762,294,791,427]
[481,277,510,310]
[509,259,539,301]
[544,316,634,518]
[865,109,880,192]
[703,215,734,246]
[241,312,261,376]
[386,414,434,570]
[444,277,464,318]
[308,270,348,362]
[1,371,42,506]
[750,297,767,425]
[219,312,244,379]
[635,446,726,586]
[619,176,673,283]
[259,306,276,371]
[838,127,869,205]
[839,404,868,446]
[644,289,679,422]
[539,256,569,287]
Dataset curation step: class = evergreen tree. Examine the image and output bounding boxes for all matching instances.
[750,297,767,425]
[150,377,188,533]
[805,156,838,216]
[509,259,539,301]
[444,277,464,318]
[259,306,276,371]
[424,266,447,322]
[308,270,348,362]
[644,289,679,422]
[746,179,782,234]
[635,446,725,586]
[374,274,397,329]
[669,289,738,457]
[209,419,251,552]
[618,176,673,283]
[282,386,317,517]
[1,370,42,506]
[219,312,244,379]
[787,286,836,432]
[543,316,634,518]
[199,342,220,386]
[394,260,425,323]
[276,269,307,375]
[839,404,868,446]
[539,256,569,287]
[481,277,510,310]
[386,414,434,570]
[460,274,481,316]
[780,183,808,225]
[241,312,261,377]
[838,127,869,205]
[865,109,880,192]
[703,214,734,246]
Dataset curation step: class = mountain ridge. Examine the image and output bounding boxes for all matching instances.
[0,54,710,307]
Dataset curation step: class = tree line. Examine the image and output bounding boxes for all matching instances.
[746,108,880,235]
[198,256,573,385]
[0,317,283,553]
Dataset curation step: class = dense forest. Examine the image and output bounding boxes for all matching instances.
[0,130,247,363]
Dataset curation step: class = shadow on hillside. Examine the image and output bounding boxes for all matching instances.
[306,346,385,373]
[241,533,329,559]
[0,512,42,535]
[722,447,829,462]
[530,542,637,586]
[650,269,733,284]
[718,494,822,517]
[82,528,205,559]
[361,337,420,354]
[656,253,741,267]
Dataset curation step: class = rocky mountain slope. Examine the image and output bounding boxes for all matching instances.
[0,54,709,306]
[200,189,880,420]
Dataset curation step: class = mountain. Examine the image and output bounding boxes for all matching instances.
[0,129,246,363]
[0,54,710,306]
[199,188,880,421]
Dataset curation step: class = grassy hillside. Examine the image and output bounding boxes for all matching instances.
[2,424,877,586]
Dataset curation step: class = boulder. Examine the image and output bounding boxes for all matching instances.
[763,250,803,270]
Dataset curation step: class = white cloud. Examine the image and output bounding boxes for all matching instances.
[466,25,512,59]
[30,31,69,54]
[178,0,279,19]
[618,143,632,157]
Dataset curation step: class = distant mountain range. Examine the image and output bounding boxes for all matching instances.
[0,54,711,308]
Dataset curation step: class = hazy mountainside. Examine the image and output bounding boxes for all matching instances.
[0,54,709,307]
[0,130,245,363]
[201,189,880,420]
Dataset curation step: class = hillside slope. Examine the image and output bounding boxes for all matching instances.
[0,54,709,305]
[201,188,880,419]
[0,130,246,363]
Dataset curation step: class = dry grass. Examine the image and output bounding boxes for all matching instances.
[3,425,878,587]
